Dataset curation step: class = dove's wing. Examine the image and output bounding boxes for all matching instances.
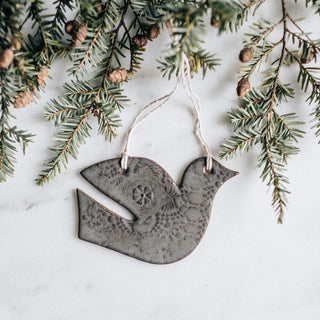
[80,157,181,220]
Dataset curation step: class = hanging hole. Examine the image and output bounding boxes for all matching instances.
[203,166,214,174]
[119,167,128,175]
[203,156,214,174]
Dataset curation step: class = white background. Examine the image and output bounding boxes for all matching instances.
[1,1,320,319]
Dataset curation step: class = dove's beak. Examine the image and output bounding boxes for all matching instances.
[230,170,239,177]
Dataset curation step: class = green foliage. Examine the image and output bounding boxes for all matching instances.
[209,0,265,33]
[36,0,161,184]
[305,0,320,14]
[158,0,264,78]
[0,69,34,182]
[24,0,75,67]
[51,0,77,38]
[37,110,92,186]
[0,1,34,182]
[158,1,217,78]
[220,0,320,222]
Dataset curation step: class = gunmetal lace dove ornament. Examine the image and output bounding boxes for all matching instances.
[77,157,237,264]
[76,53,238,264]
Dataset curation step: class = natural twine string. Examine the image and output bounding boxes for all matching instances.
[179,53,213,172]
[120,52,213,172]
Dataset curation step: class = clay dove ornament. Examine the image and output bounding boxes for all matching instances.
[77,157,237,264]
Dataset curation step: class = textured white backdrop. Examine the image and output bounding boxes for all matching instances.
[1,1,320,319]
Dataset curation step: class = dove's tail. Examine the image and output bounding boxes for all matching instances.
[76,189,136,256]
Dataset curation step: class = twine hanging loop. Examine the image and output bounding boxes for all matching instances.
[120,52,213,172]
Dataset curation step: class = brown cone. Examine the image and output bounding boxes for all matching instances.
[37,65,49,86]
[14,90,34,109]
[301,47,315,64]
[65,20,80,35]
[0,48,14,69]
[133,35,148,47]
[147,25,160,40]
[72,24,87,47]
[12,38,21,51]
[239,48,253,63]
[96,5,103,12]
[211,17,219,28]
[237,78,250,98]
[107,69,129,83]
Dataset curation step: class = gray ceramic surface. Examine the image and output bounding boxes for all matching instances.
[77,157,237,264]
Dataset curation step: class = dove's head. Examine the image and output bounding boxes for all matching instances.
[180,157,238,196]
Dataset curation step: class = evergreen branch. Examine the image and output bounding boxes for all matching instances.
[71,90,96,95]
[51,0,76,36]
[6,126,34,154]
[0,74,7,177]
[286,29,319,48]
[0,73,33,181]
[44,103,88,125]
[220,129,261,159]
[285,48,320,142]
[52,0,65,24]
[287,14,309,38]
[92,17,124,102]
[240,40,282,79]
[250,18,284,46]
[265,19,287,131]
[209,0,265,33]
[220,0,320,222]
[228,103,264,129]
[77,0,112,70]
[158,2,220,78]
[259,140,288,223]
[36,109,91,186]
[121,21,136,73]
[273,138,287,158]
[37,2,133,183]
[304,0,320,14]
[285,49,319,91]
[46,107,78,120]
[30,1,50,65]
[311,98,320,141]
[191,49,220,78]
[94,105,119,141]
[129,2,144,30]
[0,2,34,182]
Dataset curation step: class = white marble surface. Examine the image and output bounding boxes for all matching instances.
[1,2,320,319]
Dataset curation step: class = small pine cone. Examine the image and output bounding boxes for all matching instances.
[147,24,160,40]
[301,47,315,64]
[239,47,253,63]
[96,5,103,12]
[237,78,250,98]
[0,48,14,69]
[37,65,49,86]
[65,20,80,35]
[14,90,34,109]
[210,17,219,28]
[11,38,21,51]
[133,35,148,47]
[72,24,87,47]
[107,69,129,83]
